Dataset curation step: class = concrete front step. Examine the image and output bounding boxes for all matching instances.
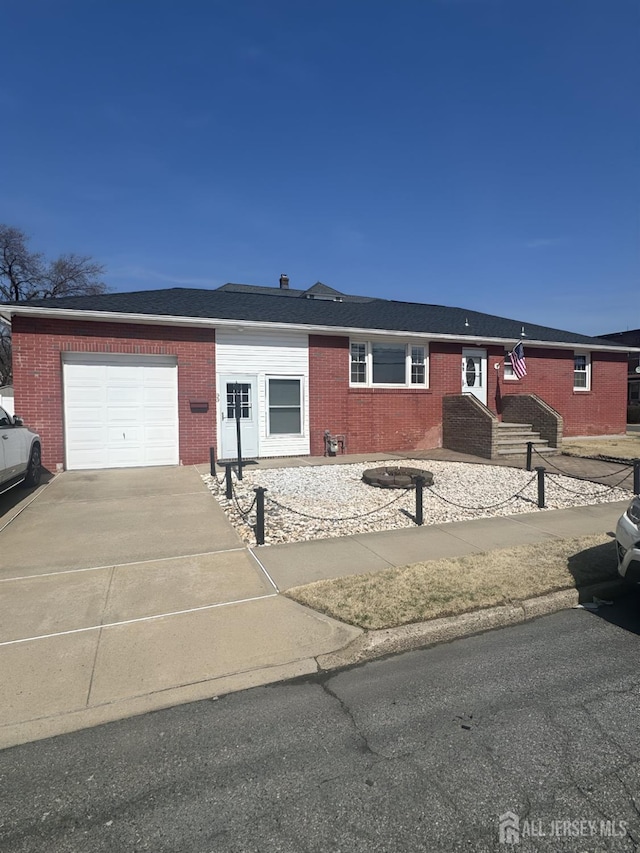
[494,422,560,457]
[495,445,560,457]
[496,437,549,448]
[494,421,558,456]
[496,424,539,436]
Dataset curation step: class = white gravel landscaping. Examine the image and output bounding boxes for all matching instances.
[202,459,631,546]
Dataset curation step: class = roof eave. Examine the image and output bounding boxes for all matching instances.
[0,304,635,353]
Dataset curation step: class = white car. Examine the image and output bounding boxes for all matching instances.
[616,497,640,586]
[0,406,42,495]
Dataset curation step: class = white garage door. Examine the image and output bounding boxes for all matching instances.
[63,354,179,470]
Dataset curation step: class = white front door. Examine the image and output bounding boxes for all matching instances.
[462,348,487,405]
[219,375,259,459]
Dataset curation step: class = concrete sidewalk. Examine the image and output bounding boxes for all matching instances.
[234,448,632,588]
[0,454,631,749]
[0,467,359,749]
[255,500,629,589]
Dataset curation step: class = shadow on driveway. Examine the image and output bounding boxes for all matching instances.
[0,468,55,524]
[564,535,640,635]
[567,535,619,592]
[587,586,640,637]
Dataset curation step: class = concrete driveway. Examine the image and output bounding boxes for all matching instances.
[0,467,360,749]
[0,466,245,576]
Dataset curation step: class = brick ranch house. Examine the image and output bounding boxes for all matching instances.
[0,278,632,472]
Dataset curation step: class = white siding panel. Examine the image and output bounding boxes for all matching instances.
[0,388,14,416]
[216,329,310,457]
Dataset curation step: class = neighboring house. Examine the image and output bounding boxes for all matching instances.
[0,385,14,417]
[0,277,632,472]
[599,328,640,405]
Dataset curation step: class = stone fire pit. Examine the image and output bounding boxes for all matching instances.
[362,466,434,489]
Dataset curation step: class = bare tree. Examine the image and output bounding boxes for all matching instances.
[0,225,107,302]
[0,225,108,384]
[44,253,106,299]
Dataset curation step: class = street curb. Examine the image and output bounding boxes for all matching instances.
[0,658,320,751]
[315,580,627,671]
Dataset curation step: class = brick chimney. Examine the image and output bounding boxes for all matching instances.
[279,274,289,289]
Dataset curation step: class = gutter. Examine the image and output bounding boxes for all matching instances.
[0,304,636,354]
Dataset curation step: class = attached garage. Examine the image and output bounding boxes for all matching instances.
[62,353,179,470]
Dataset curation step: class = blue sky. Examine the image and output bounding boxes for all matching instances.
[2,0,638,336]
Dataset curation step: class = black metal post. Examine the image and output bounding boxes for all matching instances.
[535,466,546,509]
[634,459,640,496]
[209,446,216,477]
[225,463,233,500]
[414,476,425,526]
[234,382,243,480]
[254,487,267,545]
[526,441,533,472]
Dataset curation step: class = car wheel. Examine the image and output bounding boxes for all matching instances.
[23,444,42,488]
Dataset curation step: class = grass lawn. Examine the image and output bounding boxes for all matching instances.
[562,433,640,460]
[286,534,620,630]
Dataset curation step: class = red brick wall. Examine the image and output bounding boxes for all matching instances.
[309,337,469,455]
[499,347,628,437]
[12,319,628,469]
[11,317,216,470]
[309,335,628,454]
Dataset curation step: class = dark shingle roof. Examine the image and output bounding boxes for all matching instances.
[217,281,375,302]
[1,285,627,348]
[217,282,305,298]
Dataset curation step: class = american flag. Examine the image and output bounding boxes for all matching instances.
[510,341,527,378]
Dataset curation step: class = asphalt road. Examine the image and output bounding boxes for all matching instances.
[3,596,640,853]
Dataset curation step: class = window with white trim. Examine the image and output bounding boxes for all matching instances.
[350,341,428,387]
[267,377,303,435]
[410,346,426,384]
[573,353,590,390]
[350,342,366,384]
[503,352,516,380]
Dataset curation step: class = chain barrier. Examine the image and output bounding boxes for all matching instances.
[232,489,256,521]
[531,446,632,483]
[426,473,538,511]
[266,487,411,522]
[544,472,628,498]
[230,481,258,521]
[606,472,635,490]
[210,468,226,487]
[211,448,633,544]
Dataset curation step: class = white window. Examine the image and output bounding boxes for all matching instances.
[574,353,590,390]
[410,346,426,384]
[372,343,406,384]
[226,383,252,419]
[350,341,428,387]
[267,377,303,435]
[350,342,367,384]
[503,352,516,380]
